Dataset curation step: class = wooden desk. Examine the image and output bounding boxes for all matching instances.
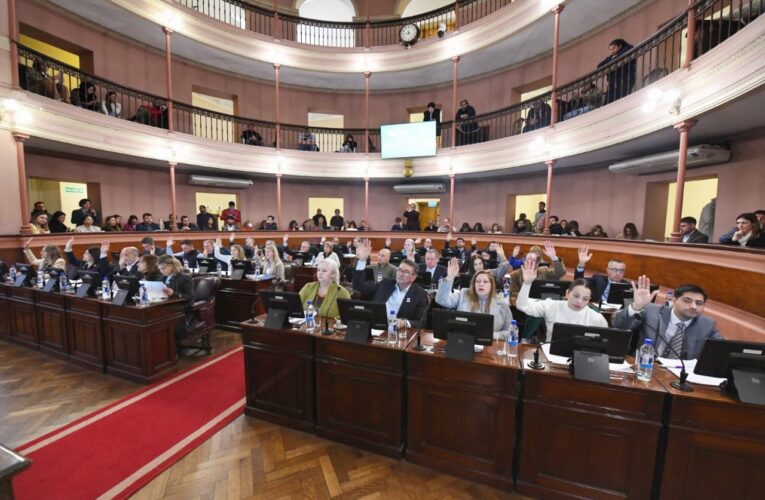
[0,444,29,500]
[0,284,10,341]
[33,289,68,360]
[655,368,765,499]
[516,345,668,499]
[214,276,273,331]
[102,299,184,384]
[65,295,105,372]
[5,286,37,350]
[406,333,520,490]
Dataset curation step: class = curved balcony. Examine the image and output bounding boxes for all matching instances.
[173,0,513,48]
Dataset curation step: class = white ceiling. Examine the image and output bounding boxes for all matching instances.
[45,0,645,90]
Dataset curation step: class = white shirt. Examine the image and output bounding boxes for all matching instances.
[316,252,340,267]
[386,283,411,318]
[516,283,608,341]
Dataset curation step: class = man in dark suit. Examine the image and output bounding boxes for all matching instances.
[680,216,709,244]
[140,237,166,257]
[135,213,160,232]
[99,243,140,278]
[423,102,441,137]
[71,198,99,226]
[613,277,723,359]
[419,248,447,284]
[442,233,473,264]
[352,239,429,328]
[403,203,420,231]
[573,245,628,304]
[197,205,214,229]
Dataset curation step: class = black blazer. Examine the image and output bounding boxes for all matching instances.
[423,108,441,134]
[419,263,447,283]
[352,270,429,328]
[684,229,709,244]
[99,257,140,279]
[573,268,627,303]
[163,273,194,307]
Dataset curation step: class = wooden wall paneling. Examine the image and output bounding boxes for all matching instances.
[65,295,105,371]
[7,286,38,349]
[33,290,69,360]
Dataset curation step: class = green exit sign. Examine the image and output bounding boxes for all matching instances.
[64,186,84,194]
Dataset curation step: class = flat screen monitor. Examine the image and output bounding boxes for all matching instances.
[15,263,35,286]
[381,121,437,159]
[44,267,65,292]
[291,252,313,264]
[230,259,254,280]
[606,282,659,306]
[259,290,305,320]
[432,309,494,346]
[197,257,216,273]
[417,271,434,289]
[550,323,633,363]
[337,298,388,331]
[695,339,765,377]
[529,279,572,300]
[114,275,140,296]
[77,270,101,296]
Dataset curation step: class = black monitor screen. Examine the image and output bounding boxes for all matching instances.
[695,339,765,377]
[197,257,216,273]
[15,263,34,285]
[550,323,633,363]
[230,259,254,280]
[432,309,494,346]
[529,279,572,300]
[292,252,313,263]
[114,275,140,296]
[606,282,659,306]
[337,299,388,331]
[259,290,305,319]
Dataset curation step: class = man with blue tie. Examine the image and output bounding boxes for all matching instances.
[573,245,628,304]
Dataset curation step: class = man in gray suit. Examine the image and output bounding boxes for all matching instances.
[680,216,709,244]
[613,276,723,359]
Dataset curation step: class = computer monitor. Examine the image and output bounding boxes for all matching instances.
[416,271,434,289]
[43,267,65,292]
[606,282,659,306]
[197,257,216,274]
[695,339,765,377]
[260,290,305,328]
[726,353,765,405]
[77,270,101,297]
[549,323,634,364]
[14,263,34,287]
[458,273,472,289]
[432,309,494,347]
[528,279,572,300]
[337,298,388,331]
[112,275,140,305]
[0,260,7,279]
[230,259,254,280]
[389,254,403,266]
[291,252,313,264]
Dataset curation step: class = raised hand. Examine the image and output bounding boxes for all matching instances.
[512,245,521,258]
[630,275,659,311]
[495,245,506,259]
[320,235,326,243]
[414,237,422,245]
[471,238,477,247]
[543,240,557,260]
[283,234,289,244]
[100,241,110,257]
[166,238,174,248]
[65,237,75,252]
[447,257,461,280]
[521,258,538,285]
[356,238,373,262]
[215,238,222,247]
[385,237,391,247]
[577,245,592,267]
[23,237,33,249]
[229,233,235,243]
[446,232,452,242]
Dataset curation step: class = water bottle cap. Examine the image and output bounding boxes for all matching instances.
[644,338,653,345]
[511,320,517,326]
[390,310,396,314]
[306,300,312,305]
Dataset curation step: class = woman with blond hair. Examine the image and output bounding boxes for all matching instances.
[298,259,350,319]
[23,238,65,270]
[255,243,285,280]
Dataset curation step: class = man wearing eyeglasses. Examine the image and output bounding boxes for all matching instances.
[573,245,628,304]
[352,239,429,328]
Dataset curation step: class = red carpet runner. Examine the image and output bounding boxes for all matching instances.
[14,347,245,500]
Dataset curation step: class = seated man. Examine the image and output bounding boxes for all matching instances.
[573,245,628,304]
[166,238,202,267]
[263,215,278,230]
[391,217,405,231]
[612,276,723,359]
[352,239,429,328]
[135,213,160,232]
[416,238,434,256]
[367,248,397,282]
[679,216,709,244]
[442,233,474,264]
[508,242,566,295]
[140,237,166,256]
[279,234,318,262]
[241,123,263,146]
[420,249,447,283]
[100,243,140,277]
[222,215,239,232]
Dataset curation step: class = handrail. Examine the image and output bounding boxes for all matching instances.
[14,0,763,151]
[173,0,512,47]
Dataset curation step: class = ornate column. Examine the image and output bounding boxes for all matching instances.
[276,173,282,230]
[13,133,31,234]
[683,0,696,69]
[364,71,371,154]
[549,3,565,126]
[163,27,175,132]
[274,63,281,149]
[543,159,556,235]
[8,0,20,89]
[168,162,178,231]
[669,119,698,242]
[449,173,456,227]
[451,56,460,148]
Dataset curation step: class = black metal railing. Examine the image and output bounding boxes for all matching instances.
[15,0,763,151]
[174,0,513,48]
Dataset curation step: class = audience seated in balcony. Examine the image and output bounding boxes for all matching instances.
[547,216,563,235]
[135,213,160,232]
[490,223,502,234]
[679,216,709,243]
[719,212,765,248]
[423,220,438,232]
[298,128,318,151]
[71,198,99,226]
[455,99,478,146]
[48,211,69,233]
[29,211,50,234]
[458,222,472,232]
[391,217,405,231]
[131,101,168,129]
[339,133,357,152]
[586,224,608,238]
[523,99,552,132]
[73,214,101,233]
[101,91,122,118]
[122,215,138,232]
[598,38,637,104]
[25,58,68,102]
[102,215,120,232]
[617,222,640,240]
[473,222,485,232]
[241,123,263,146]
[72,81,100,111]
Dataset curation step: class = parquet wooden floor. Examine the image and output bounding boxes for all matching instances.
[1,332,523,499]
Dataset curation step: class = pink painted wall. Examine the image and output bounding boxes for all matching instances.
[22,129,765,239]
[16,0,689,127]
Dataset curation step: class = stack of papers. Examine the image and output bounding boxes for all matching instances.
[657,358,727,386]
[542,344,634,373]
[139,281,166,301]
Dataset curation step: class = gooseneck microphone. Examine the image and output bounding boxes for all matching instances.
[412,330,426,351]
[321,315,333,336]
[526,335,579,370]
[654,327,694,392]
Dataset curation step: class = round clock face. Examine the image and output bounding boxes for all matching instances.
[400,24,419,44]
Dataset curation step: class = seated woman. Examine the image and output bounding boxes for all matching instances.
[298,259,350,318]
[472,222,485,233]
[157,255,195,340]
[515,260,607,341]
[30,211,50,234]
[586,224,608,238]
[390,238,422,264]
[436,259,513,340]
[316,241,340,267]
[64,237,101,271]
[48,211,69,233]
[122,215,138,232]
[459,222,472,232]
[719,212,765,248]
[340,133,357,152]
[138,254,163,281]
[255,243,285,280]
[617,222,640,240]
[213,239,248,267]
[102,215,121,232]
[490,223,502,234]
[73,215,102,233]
[467,253,485,277]
[22,238,66,270]
[101,91,122,118]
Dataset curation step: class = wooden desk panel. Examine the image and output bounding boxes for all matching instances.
[242,321,315,432]
[516,346,667,499]
[656,368,765,499]
[34,290,69,360]
[0,285,10,341]
[314,329,412,459]
[7,287,38,349]
[215,277,273,331]
[65,296,104,371]
[406,334,520,490]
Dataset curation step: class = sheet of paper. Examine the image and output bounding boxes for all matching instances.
[140,280,166,300]
[371,329,384,337]
[544,344,634,372]
[288,318,305,325]
[657,358,727,386]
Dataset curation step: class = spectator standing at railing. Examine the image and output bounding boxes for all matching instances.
[423,102,441,143]
[404,203,420,231]
[455,99,478,146]
[241,123,263,146]
[523,99,552,132]
[330,209,344,230]
[221,201,242,225]
[101,91,122,118]
[598,39,636,104]
[298,128,318,151]
[340,133,357,152]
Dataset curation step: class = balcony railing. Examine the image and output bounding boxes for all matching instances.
[174,0,513,48]
[14,0,763,154]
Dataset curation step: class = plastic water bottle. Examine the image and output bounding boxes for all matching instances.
[503,278,511,301]
[254,262,261,277]
[140,284,149,305]
[664,290,674,308]
[387,310,398,345]
[376,270,383,282]
[216,262,222,276]
[310,255,317,266]
[305,300,316,331]
[183,258,189,271]
[102,278,111,301]
[508,320,519,356]
[9,265,17,282]
[637,338,655,381]
[59,274,68,293]
[37,270,45,288]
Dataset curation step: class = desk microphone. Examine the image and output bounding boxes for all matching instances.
[527,335,579,370]
[321,315,333,336]
[412,330,426,351]
[654,325,694,392]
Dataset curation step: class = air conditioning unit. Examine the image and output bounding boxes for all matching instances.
[392,183,446,194]
[189,175,253,189]
[608,144,731,175]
